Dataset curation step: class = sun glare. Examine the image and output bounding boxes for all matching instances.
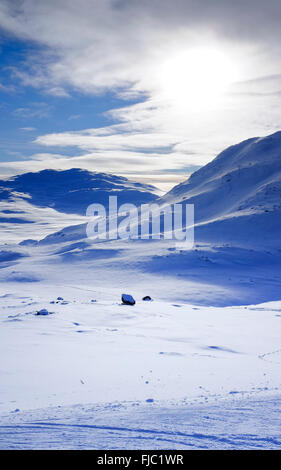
[158,48,237,111]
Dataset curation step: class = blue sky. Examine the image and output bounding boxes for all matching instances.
[0,1,281,190]
[0,39,138,160]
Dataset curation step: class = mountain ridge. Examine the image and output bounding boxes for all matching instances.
[0,168,159,243]
[158,131,281,248]
[0,168,159,216]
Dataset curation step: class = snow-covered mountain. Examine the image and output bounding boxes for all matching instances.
[18,130,280,308]
[161,131,281,248]
[0,168,158,215]
[1,131,281,305]
[37,131,281,250]
[0,168,159,243]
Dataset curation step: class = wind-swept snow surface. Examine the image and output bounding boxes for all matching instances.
[1,397,281,450]
[0,287,281,449]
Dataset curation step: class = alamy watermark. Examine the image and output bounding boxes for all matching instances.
[86,196,194,248]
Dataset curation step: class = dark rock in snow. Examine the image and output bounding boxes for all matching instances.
[121,294,135,305]
[57,297,63,301]
[142,296,152,301]
[36,308,50,316]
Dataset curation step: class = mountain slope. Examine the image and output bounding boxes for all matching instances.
[0,168,159,215]
[33,131,281,250]
[1,133,281,306]
[0,168,159,243]
[161,131,281,248]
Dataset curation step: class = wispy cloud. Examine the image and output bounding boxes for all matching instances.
[0,0,281,187]
[0,81,16,93]
[1,1,281,95]
[68,114,81,121]
[13,102,52,119]
[20,127,37,132]
[34,128,180,153]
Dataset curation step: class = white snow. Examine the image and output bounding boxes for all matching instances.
[1,131,281,449]
[0,281,281,449]
[162,131,281,248]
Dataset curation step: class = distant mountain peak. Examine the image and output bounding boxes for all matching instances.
[0,168,159,215]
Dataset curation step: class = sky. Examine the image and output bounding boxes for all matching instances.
[0,0,281,190]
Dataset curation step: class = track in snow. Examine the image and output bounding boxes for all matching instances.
[1,396,281,450]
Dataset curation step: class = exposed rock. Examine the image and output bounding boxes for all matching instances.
[121,294,135,305]
[142,296,152,301]
[36,308,50,316]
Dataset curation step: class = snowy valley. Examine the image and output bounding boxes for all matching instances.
[1,132,281,449]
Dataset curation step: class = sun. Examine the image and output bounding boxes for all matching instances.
[158,47,236,111]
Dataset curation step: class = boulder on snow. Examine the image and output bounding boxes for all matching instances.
[121,294,135,305]
[142,295,152,301]
[36,308,50,316]
[57,297,63,301]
